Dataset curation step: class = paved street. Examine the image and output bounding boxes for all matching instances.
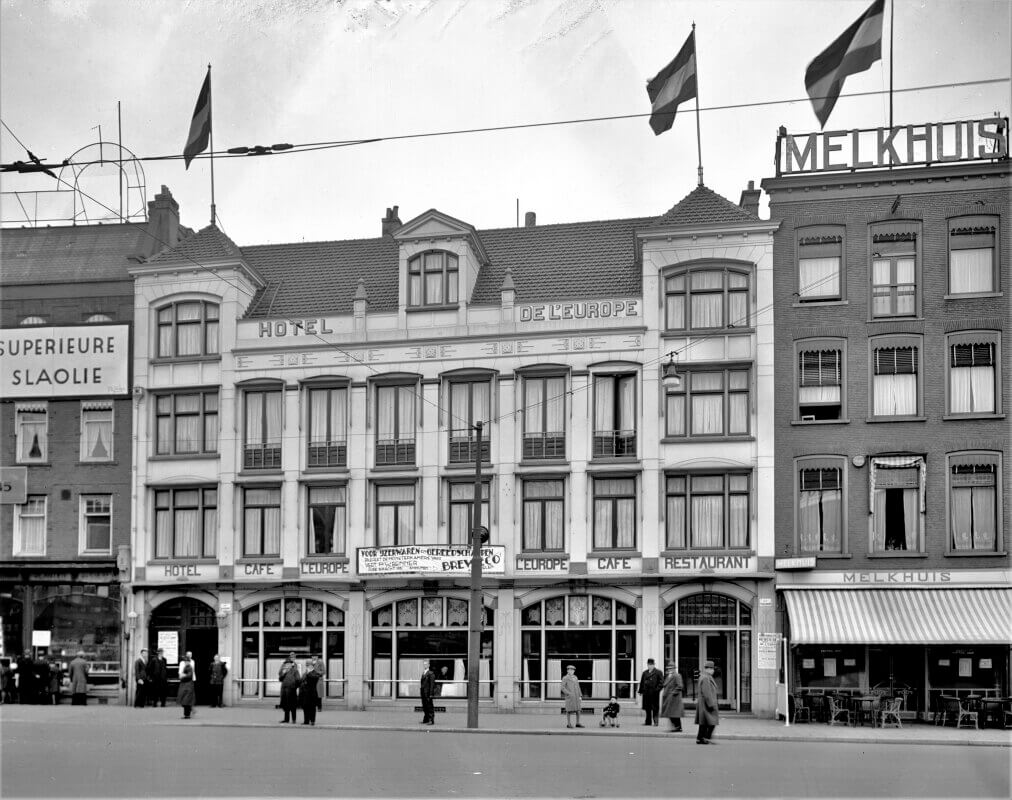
[2,706,1009,798]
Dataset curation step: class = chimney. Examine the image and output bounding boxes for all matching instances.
[524,211,536,227]
[382,206,401,237]
[353,278,369,329]
[739,180,760,218]
[141,185,180,258]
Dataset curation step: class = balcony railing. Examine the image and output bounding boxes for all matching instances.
[522,432,566,460]
[375,438,416,466]
[448,431,491,464]
[592,430,637,458]
[244,443,282,469]
[307,440,348,468]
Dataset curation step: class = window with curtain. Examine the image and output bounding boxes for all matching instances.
[798,467,842,553]
[14,496,47,556]
[593,374,636,457]
[15,404,47,463]
[308,485,346,555]
[797,234,842,301]
[949,461,998,552]
[448,380,491,464]
[243,487,282,556]
[664,266,750,332]
[871,237,916,317]
[155,391,219,455]
[949,341,995,415]
[156,301,219,358]
[665,368,749,437]
[244,388,283,469]
[80,403,114,461]
[523,375,566,459]
[873,346,918,416]
[154,487,217,559]
[448,481,490,545]
[798,348,842,420]
[523,479,565,551]
[376,384,416,466]
[307,386,348,467]
[592,477,636,550]
[949,219,997,294]
[665,473,749,550]
[80,495,112,553]
[871,464,921,553]
[408,251,458,306]
[376,484,415,546]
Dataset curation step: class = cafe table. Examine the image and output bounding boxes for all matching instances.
[978,697,1011,728]
[848,695,879,727]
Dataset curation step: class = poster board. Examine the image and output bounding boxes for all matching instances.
[157,631,179,665]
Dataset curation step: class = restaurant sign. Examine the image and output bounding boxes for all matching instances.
[775,117,1008,175]
[661,555,756,575]
[357,545,506,576]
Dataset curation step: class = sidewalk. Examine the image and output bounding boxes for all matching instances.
[3,703,1010,747]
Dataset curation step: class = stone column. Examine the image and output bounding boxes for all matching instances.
[345,590,367,709]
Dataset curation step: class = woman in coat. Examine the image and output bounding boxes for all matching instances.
[177,655,196,719]
[560,664,584,729]
[660,662,684,732]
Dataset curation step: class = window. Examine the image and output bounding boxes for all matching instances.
[797,228,843,301]
[80,495,112,554]
[664,265,750,331]
[85,313,113,323]
[408,251,458,306]
[522,375,566,459]
[872,342,919,417]
[154,488,217,558]
[949,216,998,294]
[80,402,114,461]
[522,479,565,551]
[376,484,415,546]
[797,460,844,554]
[593,374,636,457]
[948,336,997,415]
[308,485,346,556]
[592,477,636,550]
[14,496,46,556]
[665,473,749,550]
[448,380,491,464]
[156,300,219,357]
[948,454,1000,553]
[376,384,416,466]
[448,481,490,545]
[870,229,918,318]
[243,487,281,557]
[19,316,45,326]
[156,391,218,455]
[798,345,843,421]
[870,456,924,553]
[307,386,348,467]
[15,403,48,463]
[244,388,282,469]
[665,367,749,437]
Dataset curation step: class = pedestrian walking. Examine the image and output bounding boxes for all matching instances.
[661,662,684,732]
[184,651,198,700]
[278,653,301,723]
[637,658,663,726]
[300,655,324,726]
[146,649,168,707]
[133,649,148,708]
[561,664,584,728]
[695,659,720,744]
[419,661,436,725]
[209,654,228,708]
[68,651,89,706]
[177,654,196,719]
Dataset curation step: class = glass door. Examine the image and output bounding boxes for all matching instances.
[672,632,735,707]
[677,633,701,702]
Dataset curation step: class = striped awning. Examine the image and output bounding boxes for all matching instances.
[784,588,1012,645]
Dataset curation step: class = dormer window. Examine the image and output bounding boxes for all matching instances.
[408,251,458,307]
[157,301,219,358]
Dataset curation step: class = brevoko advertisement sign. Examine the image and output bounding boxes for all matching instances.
[1,324,130,397]
[358,545,506,576]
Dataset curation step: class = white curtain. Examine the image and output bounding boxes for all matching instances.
[451,384,469,432]
[545,378,565,432]
[373,658,392,698]
[203,508,217,557]
[692,495,723,547]
[972,487,996,550]
[902,489,918,550]
[242,658,259,697]
[618,377,634,431]
[593,500,612,549]
[950,248,993,293]
[547,660,562,699]
[265,393,282,444]
[874,374,916,415]
[873,490,887,551]
[729,495,748,547]
[82,409,112,459]
[615,498,635,549]
[666,496,685,548]
[244,508,261,554]
[377,387,395,438]
[310,391,329,443]
[245,393,262,443]
[594,377,612,431]
[264,506,281,554]
[545,501,563,550]
[799,491,820,552]
[729,393,748,434]
[479,659,491,699]
[398,658,425,697]
[799,386,841,404]
[525,379,544,433]
[175,303,201,355]
[155,509,171,557]
[692,395,723,435]
[19,499,45,554]
[398,387,414,439]
[799,257,840,298]
[176,508,199,557]
[821,491,841,552]
[592,659,609,698]
[327,658,345,698]
[18,413,46,461]
[691,271,723,327]
[950,488,973,550]
[666,394,685,435]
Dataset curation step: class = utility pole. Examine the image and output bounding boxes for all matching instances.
[466,420,484,728]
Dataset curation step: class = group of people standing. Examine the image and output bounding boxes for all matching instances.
[132,649,229,719]
[278,652,325,726]
[2,650,66,705]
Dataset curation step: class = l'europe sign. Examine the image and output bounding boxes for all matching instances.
[0,325,130,397]
[358,545,506,576]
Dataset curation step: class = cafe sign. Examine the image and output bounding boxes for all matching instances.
[357,545,506,576]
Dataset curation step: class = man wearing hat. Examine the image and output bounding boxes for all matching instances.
[278,652,301,723]
[695,659,720,744]
[560,664,584,728]
[637,658,663,725]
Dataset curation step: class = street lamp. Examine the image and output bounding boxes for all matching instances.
[661,352,683,390]
[467,420,485,729]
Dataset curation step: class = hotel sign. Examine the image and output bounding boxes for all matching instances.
[775,117,1008,175]
[357,545,506,576]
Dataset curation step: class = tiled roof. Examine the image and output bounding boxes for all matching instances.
[0,223,149,285]
[148,224,242,264]
[653,184,759,227]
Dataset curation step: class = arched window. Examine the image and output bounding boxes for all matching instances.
[85,313,113,323]
[20,315,46,326]
[408,251,458,306]
[156,300,219,358]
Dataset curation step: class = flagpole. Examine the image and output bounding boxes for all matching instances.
[208,63,216,227]
[888,0,894,128]
[693,23,703,186]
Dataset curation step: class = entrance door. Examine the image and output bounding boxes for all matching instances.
[868,646,923,716]
[148,598,218,706]
[676,632,735,707]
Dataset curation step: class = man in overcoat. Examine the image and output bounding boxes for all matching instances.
[133,649,148,708]
[419,661,436,724]
[661,662,685,732]
[68,651,90,706]
[278,653,301,723]
[695,659,720,744]
[146,648,168,707]
[637,658,663,725]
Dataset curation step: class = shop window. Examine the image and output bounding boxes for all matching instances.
[797,342,844,421]
[592,477,637,550]
[797,458,844,554]
[408,251,458,307]
[794,646,864,690]
[375,384,416,466]
[947,334,999,416]
[948,453,1001,553]
[871,339,920,418]
[665,473,750,550]
[15,402,48,463]
[593,373,637,458]
[243,387,282,469]
[664,265,750,331]
[307,485,346,556]
[156,300,219,358]
[870,456,924,553]
[14,496,47,556]
[307,385,347,468]
[80,401,114,461]
[665,367,749,437]
[870,227,918,318]
[79,495,112,554]
[522,479,565,552]
[796,227,843,301]
[447,480,490,545]
[154,487,217,559]
[948,216,998,294]
[522,375,566,459]
[447,379,491,464]
[242,487,281,557]
[375,483,415,546]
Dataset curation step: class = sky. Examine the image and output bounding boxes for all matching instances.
[1,0,1009,246]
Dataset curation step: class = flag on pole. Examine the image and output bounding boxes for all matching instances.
[646,29,697,135]
[183,69,212,168]
[805,0,885,128]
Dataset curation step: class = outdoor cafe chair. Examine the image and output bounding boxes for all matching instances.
[826,695,851,726]
[790,694,810,723]
[878,697,902,728]
[956,698,979,729]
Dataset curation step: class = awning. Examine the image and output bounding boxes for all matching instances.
[783,588,1012,645]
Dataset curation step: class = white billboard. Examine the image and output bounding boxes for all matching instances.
[1,325,129,398]
[358,545,506,576]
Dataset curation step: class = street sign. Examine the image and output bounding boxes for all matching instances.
[0,467,27,504]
